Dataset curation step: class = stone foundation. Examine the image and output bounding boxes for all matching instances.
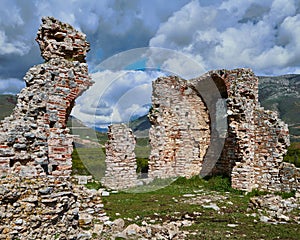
[0,175,106,239]
[0,17,93,177]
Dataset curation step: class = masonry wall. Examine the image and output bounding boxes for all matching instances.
[147,69,298,193]
[148,76,210,179]
[0,17,93,177]
[0,175,106,239]
[101,124,138,190]
[191,69,297,192]
[195,69,261,188]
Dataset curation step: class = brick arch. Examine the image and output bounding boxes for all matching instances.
[146,69,294,193]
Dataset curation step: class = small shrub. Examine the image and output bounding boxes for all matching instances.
[136,158,149,174]
[85,181,102,190]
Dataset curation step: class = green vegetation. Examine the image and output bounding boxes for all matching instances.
[0,94,16,120]
[72,147,106,179]
[96,132,108,145]
[135,137,150,159]
[136,158,148,175]
[275,190,296,199]
[85,180,102,190]
[104,176,299,239]
[72,148,91,175]
[284,142,300,167]
[135,137,150,176]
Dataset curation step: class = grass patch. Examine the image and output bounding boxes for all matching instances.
[275,190,296,199]
[104,176,299,239]
[134,144,150,159]
[202,175,240,193]
[246,189,270,198]
[72,148,91,175]
[72,147,106,179]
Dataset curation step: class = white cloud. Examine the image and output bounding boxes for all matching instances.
[0,0,190,88]
[150,0,300,75]
[2,0,300,129]
[0,78,25,94]
[0,31,29,55]
[71,70,164,129]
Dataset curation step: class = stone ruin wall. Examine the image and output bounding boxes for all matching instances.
[147,69,298,193]
[101,69,299,193]
[0,17,93,177]
[0,17,297,194]
[203,69,293,192]
[101,124,138,190]
[148,76,210,179]
[0,175,106,239]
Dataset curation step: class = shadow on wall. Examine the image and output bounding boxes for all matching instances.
[101,69,299,193]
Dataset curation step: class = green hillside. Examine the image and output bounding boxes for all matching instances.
[0,95,17,120]
[258,74,300,142]
[128,114,151,138]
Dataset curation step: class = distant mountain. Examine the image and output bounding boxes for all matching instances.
[258,75,300,142]
[0,74,299,141]
[0,94,17,120]
[67,116,108,146]
[128,114,151,138]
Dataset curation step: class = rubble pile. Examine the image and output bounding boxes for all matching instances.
[104,219,187,240]
[249,194,300,223]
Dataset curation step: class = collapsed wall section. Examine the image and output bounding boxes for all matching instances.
[0,17,93,177]
[194,69,261,185]
[148,69,297,192]
[191,69,296,192]
[148,76,210,179]
[101,124,138,190]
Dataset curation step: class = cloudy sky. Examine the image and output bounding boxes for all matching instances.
[1,0,300,128]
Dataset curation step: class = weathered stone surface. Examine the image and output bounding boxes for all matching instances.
[148,76,210,179]
[0,17,93,177]
[198,69,292,192]
[147,69,296,193]
[249,194,299,223]
[36,16,90,62]
[101,124,138,190]
[0,175,105,239]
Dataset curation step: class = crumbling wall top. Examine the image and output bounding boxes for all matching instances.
[36,16,90,62]
[0,17,93,177]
